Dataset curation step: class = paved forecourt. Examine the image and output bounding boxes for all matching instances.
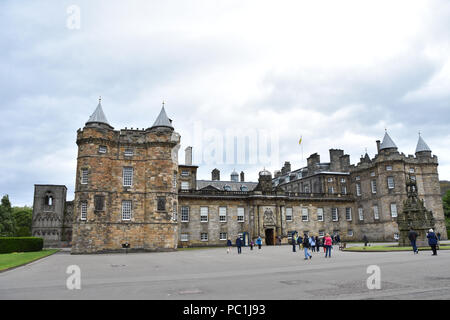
[1,244,449,300]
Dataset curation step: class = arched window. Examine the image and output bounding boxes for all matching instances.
[44,193,54,206]
[240,185,248,191]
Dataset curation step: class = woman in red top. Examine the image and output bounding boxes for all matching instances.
[324,233,332,258]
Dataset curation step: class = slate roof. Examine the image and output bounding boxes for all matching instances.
[416,135,431,153]
[380,132,397,150]
[86,100,110,126]
[197,180,258,192]
[151,106,173,129]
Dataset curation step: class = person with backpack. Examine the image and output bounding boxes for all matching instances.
[324,233,333,258]
[302,234,312,260]
[427,229,438,256]
[309,235,316,252]
[256,236,262,249]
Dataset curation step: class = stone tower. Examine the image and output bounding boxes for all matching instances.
[71,100,180,254]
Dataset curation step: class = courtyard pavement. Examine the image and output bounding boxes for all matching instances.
[0,244,449,300]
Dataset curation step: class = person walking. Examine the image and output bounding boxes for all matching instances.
[427,229,438,256]
[336,234,341,245]
[363,235,368,247]
[302,235,312,260]
[256,236,262,249]
[437,232,441,241]
[324,233,332,258]
[250,240,254,250]
[310,235,316,252]
[292,233,297,252]
[315,235,320,253]
[236,236,242,254]
[408,229,419,254]
[297,234,303,251]
[227,238,232,254]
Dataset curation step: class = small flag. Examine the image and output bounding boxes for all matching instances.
[299,136,302,145]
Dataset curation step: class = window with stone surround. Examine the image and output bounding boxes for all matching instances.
[94,195,104,211]
[371,180,377,194]
[80,201,87,220]
[124,148,134,157]
[386,165,392,171]
[181,181,190,190]
[180,234,189,242]
[358,207,364,221]
[345,208,352,221]
[390,203,398,218]
[286,207,293,221]
[220,232,227,240]
[172,202,177,221]
[201,233,208,241]
[328,186,334,194]
[98,146,107,154]
[181,170,189,176]
[237,207,245,222]
[123,167,133,187]
[219,206,227,222]
[173,173,177,189]
[373,205,379,220]
[387,176,395,189]
[342,186,347,195]
[157,197,166,211]
[121,200,132,220]
[200,207,208,222]
[181,206,189,222]
[317,208,324,221]
[332,208,339,221]
[81,169,88,185]
[347,230,353,237]
[356,183,361,196]
[302,208,309,221]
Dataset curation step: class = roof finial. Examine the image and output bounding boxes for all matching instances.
[418,130,421,136]
[162,100,165,108]
[99,96,102,103]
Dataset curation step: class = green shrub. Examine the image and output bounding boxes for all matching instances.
[0,237,43,254]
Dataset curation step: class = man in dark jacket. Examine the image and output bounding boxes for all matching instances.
[236,237,242,254]
[363,235,368,247]
[408,229,419,254]
[427,229,438,256]
[297,235,303,250]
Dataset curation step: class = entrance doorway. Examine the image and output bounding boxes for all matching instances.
[265,228,274,246]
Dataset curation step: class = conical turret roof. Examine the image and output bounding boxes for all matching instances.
[380,131,397,150]
[86,99,111,127]
[151,104,173,129]
[416,135,431,153]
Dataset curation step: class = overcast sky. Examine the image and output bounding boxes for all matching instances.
[1,0,450,206]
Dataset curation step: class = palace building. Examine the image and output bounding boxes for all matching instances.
[31,100,448,253]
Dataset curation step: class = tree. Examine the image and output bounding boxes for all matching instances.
[12,206,33,237]
[443,190,450,219]
[0,195,15,236]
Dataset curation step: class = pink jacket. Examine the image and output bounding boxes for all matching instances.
[324,237,332,246]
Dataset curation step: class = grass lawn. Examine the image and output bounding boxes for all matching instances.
[344,245,450,252]
[0,249,59,271]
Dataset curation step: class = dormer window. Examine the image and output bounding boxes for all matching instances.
[240,185,248,191]
[223,185,232,191]
[99,146,107,154]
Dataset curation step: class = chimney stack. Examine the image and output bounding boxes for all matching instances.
[212,168,220,181]
[185,146,193,165]
[376,140,381,154]
[240,171,245,182]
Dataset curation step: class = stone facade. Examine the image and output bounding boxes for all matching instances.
[32,102,447,251]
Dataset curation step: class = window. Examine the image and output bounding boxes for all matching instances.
[220,232,227,240]
[157,197,166,211]
[328,177,333,182]
[390,203,398,218]
[181,170,189,176]
[181,206,189,222]
[340,178,346,183]
[123,167,133,187]
[200,207,208,222]
[386,165,392,171]
[387,176,395,189]
[347,230,353,237]
[332,208,339,221]
[181,181,190,190]
[172,202,177,221]
[328,186,334,194]
[319,230,325,237]
[237,207,245,222]
[122,200,132,220]
[124,148,134,157]
[373,205,379,220]
[302,208,309,221]
[356,176,361,181]
[304,184,310,193]
[223,185,231,191]
[201,233,208,241]
[94,195,104,211]
[286,207,293,221]
[99,146,107,154]
[371,172,375,177]
[358,207,364,221]
[180,234,189,242]
[240,185,248,191]
[81,169,88,184]
[409,168,415,173]
[342,186,347,195]
[346,208,352,221]
[317,208,324,221]
[394,233,399,240]
[44,195,53,206]
[219,207,227,222]
[356,183,361,196]
[80,201,87,220]
[371,180,377,194]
